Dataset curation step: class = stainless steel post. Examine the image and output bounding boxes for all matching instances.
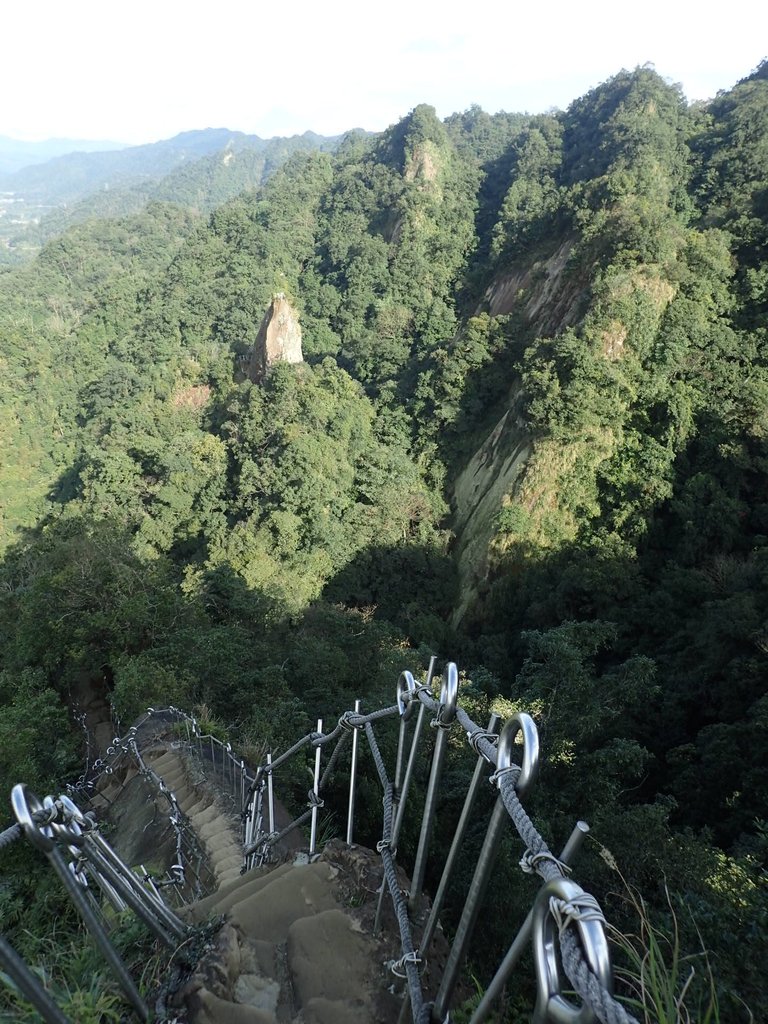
[309,718,322,855]
[0,936,71,1024]
[432,795,508,1021]
[346,700,361,844]
[419,713,500,956]
[267,753,275,835]
[48,847,149,1021]
[408,663,459,916]
[468,821,590,1024]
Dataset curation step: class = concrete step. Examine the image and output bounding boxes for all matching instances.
[188,863,295,924]
[229,862,338,938]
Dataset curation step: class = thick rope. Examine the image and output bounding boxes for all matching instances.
[560,928,639,1024]
[0,822,22,849]
[364,722,432,1024]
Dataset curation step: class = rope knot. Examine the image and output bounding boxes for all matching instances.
[489,764,519,788]
[307,790,324,810]
[520,849,572,877]
[340,710,365,732]
[468,729,499,761]
[549,893,605,938]
[388,950,422,978]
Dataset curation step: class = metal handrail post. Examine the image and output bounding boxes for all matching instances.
[48,847,149,1021]
[0,936,70,1024]
[419,713,500,955]
[432,795,508,1021]
[374,666,432,935]
[408,663,459,916]
[469,821,590,1024]
[309,718,322,855]
[346,700,361,844]
[267,753,275,835]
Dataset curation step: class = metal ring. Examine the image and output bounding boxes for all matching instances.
[397,671,417,720]
[438,662,459,725]
[496,713,539,798]
[11,784,54,852]
[532,878,612,1024]
[58,794,86,826]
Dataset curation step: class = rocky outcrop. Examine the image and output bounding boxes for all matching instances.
[247,294,304,383]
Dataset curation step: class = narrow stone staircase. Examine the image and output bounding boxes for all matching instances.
[145,747,243,889]
[124,741,430,1023]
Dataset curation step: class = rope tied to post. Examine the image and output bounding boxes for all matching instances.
[388,949,422,978]
[488,763,520,788]
[550,892,605,937]
[520,848,572,877]
[307,789,324,810]
[467,729,498,760]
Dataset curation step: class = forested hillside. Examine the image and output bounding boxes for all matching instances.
[1,62,767,1019]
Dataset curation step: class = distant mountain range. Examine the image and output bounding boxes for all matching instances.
[0,127,345,263]
[0,135,126,175]
[0,128,339,205]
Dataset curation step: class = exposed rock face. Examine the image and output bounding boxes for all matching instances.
[247,293,304,383]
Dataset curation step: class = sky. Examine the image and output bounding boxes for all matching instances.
[3,0,766,145]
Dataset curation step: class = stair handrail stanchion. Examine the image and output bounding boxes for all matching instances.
[266,752,275,836]
[469,820,590,1024]
[432,713,539,1021]
[0,935,71,1024]
[408,662,459,915]
[419,711,501,958]
[309,719,323,855]
[346,700,361,844]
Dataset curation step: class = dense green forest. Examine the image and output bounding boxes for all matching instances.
[1,61,768,1020]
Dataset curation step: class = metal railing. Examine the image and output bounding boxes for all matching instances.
[239,657,640,1024]
[2,661,641,1024]
[0,787,190,1023]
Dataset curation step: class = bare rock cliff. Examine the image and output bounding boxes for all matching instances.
[247,293,304,383]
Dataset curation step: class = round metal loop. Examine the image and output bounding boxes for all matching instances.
[397,670,417,720]
[496,713,539,798]
[531,878,612,1024]
[11,784,54,852]
[58,794,86,826]
[438,662,459,725]
[49,797,85,847]
[68,859,89,889]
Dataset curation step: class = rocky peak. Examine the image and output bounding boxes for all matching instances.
[247,293,304,383]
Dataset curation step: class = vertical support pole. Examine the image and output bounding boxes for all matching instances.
[240,760,246,812]
[309,718,322,855]
[419,713,500,956]
[0,937,70,1024]
[346,700,361,844]
[392,703,426,848]
[408,662,459,916]
[48,847,149,1021]
[468,821,590,1024]
[432,796,509,1021]
[374,662,433,936]
[392,656,436,847]
[267,753,275,835]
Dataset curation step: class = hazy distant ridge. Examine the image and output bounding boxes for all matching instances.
[0,128,338,205]
[0,135,126,175]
